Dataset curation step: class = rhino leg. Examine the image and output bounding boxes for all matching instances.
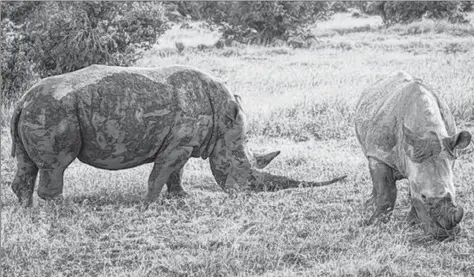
[366,158,397,224]
[166,167,189,197]
[18,103,81,202]
[11,142,38,207]
[146,146,193,202]
[406,205,418,226]
[37,168,66,201]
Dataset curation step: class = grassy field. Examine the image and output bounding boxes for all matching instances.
[1,14,474,276]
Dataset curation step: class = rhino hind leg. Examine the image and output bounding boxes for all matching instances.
[21,114,82,202]
[366,158,397,225]
[165,167,189,198]
[12,142,39,207]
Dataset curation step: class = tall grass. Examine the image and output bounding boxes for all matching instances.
[2,17,474,277]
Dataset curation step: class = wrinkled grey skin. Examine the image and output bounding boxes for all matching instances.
[355,71,471,240]
[11,64,347,206]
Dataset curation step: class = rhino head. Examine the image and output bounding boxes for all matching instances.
[403,124,471,239]
[209,95,346,193]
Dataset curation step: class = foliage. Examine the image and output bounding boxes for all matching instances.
[1,1,169,100]
[171,1,331,45]
[369,1,470,25]
[2,1,473,100]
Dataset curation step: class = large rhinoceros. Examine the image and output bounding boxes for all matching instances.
[355,71,471,239]
[11,64,346,206]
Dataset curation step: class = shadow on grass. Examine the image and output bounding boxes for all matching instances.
[68,189,196,209]
[68,193,145,207]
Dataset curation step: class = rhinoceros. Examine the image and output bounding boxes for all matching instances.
[355,71,471,239]
[11,64,346,206]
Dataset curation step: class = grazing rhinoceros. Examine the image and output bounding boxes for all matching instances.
[355,71,471,239]
[11,64,346,206]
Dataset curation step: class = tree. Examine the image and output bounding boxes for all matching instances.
[1,1,169,100]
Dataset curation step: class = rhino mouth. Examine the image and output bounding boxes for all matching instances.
[412,197,464,240]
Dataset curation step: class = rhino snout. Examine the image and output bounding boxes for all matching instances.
[413,196,464,240]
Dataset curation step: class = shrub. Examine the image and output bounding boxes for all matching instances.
[1,1,169,100]
[172,2,331,45]
[369,1,470,25]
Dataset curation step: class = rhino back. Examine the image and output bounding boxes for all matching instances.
[17,65,222,170]
[355,72,414,161]
[75,67,219,169]
[355,71,456,169]
[75,71,181,169]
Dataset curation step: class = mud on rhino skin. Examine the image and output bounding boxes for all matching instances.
[354,71,471,239]
[11,64,347,206]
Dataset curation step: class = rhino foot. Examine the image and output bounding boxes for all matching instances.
[42,194,65,206]
[366,208,393,225]
[364,195,376,211]
[17,192,34,208]
[165,190,189,199]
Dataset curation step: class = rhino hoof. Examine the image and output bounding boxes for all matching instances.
[166,190,189,199]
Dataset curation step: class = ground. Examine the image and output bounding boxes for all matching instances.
[1,13,474,277]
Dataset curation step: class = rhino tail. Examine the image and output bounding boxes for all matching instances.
[10,105,22,158]
[302,175,348,188]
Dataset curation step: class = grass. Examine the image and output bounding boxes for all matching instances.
[2,14,474,277]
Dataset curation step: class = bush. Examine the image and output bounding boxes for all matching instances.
[1,1,169,100]
[369,1,470,25]
[172,2,331,45]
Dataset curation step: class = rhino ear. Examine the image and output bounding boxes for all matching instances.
[403,125,442,163]
[224,99,240,121]
[255,151,281,169]
[444,131,472,150]
[233,94,243,106]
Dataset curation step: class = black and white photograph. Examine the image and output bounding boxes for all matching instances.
[1,1,474,276]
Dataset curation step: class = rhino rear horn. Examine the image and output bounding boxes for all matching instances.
[255,151,281,169]
[403,124,442,163]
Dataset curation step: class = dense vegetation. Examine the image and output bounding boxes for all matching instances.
[1,1,472,101]
[371,1,473,25]
[1,1,169,100]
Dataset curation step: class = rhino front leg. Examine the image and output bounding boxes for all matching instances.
[366,157,397,224]
[37,168,66,201]
[146,146,193,202]
[166,167,189,197]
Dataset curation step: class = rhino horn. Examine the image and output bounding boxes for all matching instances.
[254,151,281,169]
[403,124,442,163]
[248,170,347,192]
